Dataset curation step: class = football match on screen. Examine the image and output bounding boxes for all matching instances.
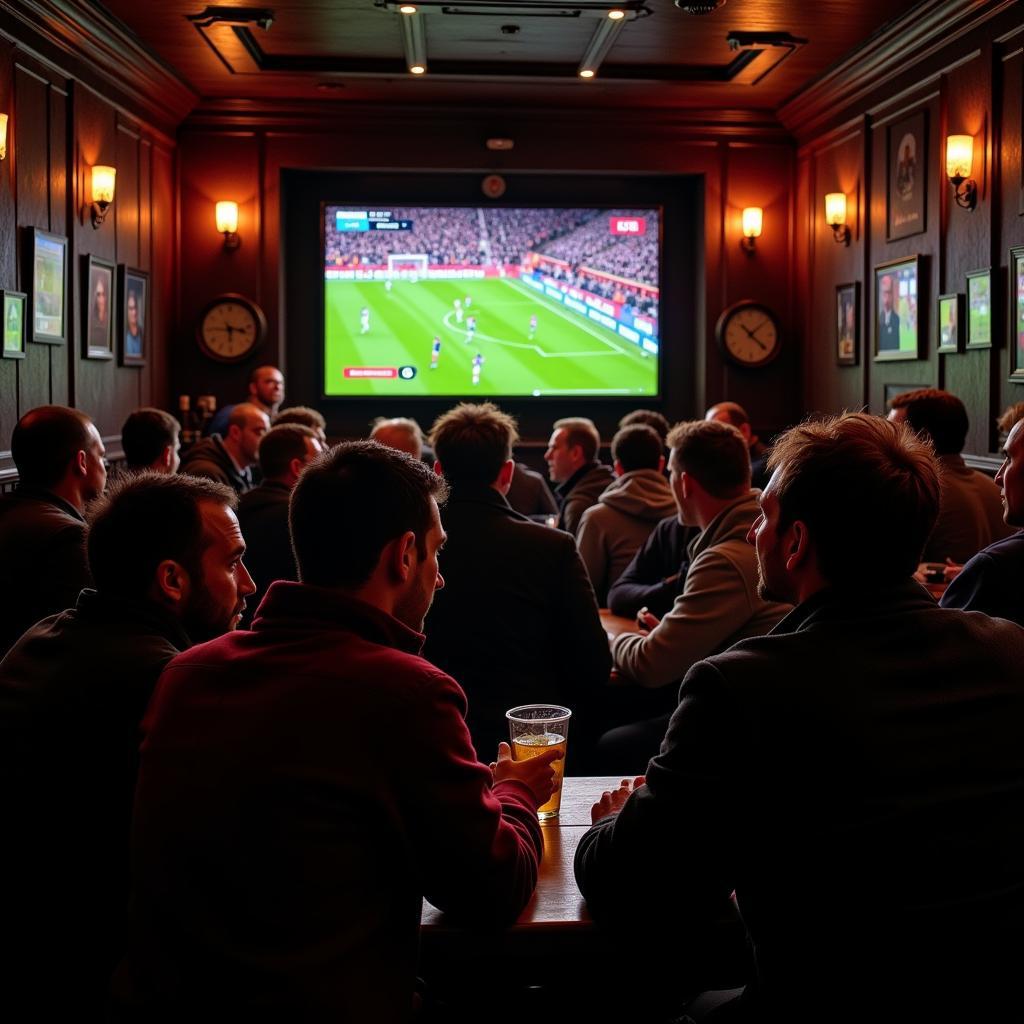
[322,205,661,398]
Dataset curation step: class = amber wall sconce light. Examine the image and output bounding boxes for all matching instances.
[740,206,762,254]
[945,134,977,211]
[216,201,240,250]
[89,165,116,228]
[824,192,850,245]
[0,114,9,161]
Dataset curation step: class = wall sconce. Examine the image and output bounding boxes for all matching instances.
[89,164,116,228]
[215,201,240,250]
[0,114,9,161]
[740,206,762,254]
[824,192,850,245]
[945,134,977,210]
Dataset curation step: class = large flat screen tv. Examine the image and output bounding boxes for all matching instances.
[321,204,661,399]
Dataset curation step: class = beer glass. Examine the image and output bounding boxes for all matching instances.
[506,704,571,821]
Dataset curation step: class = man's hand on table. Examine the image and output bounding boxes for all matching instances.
[590,776,645,824]
[491,741,561,809]
[636,606,660,635]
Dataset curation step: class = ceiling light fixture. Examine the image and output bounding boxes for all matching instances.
[399,7,427,75]
[577,9,627,79]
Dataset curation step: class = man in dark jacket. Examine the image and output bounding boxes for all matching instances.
[0,405,106,656]
[575,413,1024,1022]
[180,401,269,495]
[425,403,611,765]
[0,472,253,1021]
[544,415,614,535]
[236,423,323,626]
[113,442,557,1022]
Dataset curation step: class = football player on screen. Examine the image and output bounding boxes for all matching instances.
[464,315,477,345]
[528,313,538,340]
[471,352,485,386]
[430,335,441,369]
[360,307,370,334]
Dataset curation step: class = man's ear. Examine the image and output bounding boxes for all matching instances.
[657,454,666,474]
[434,460,443,476]
[387,530,418,583]
[679,469,692,500]
[154,559,189,607]
[784,520,812,572]
[159,444,174,472]
[613,459,624,478]
[72,449,88,478]
[496,459,515,489]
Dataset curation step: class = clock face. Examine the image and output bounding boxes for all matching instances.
[717,303,780,368]
[197,296,266,363]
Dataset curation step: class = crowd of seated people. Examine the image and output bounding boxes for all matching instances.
[1,382,1022,1020]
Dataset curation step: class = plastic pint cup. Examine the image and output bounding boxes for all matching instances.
[506,704,571,821]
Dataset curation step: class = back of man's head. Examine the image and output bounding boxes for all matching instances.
[767,412,939,587]
[258,424,316,481]
[888,388,968,456]
[11,405,94,488]
[430,402,518,486]
[667,420,750,497]
[122,408,180,471]
[370,417,423,460]
[553,417,600,463]
[705,401,750,430]
[618,409,671,444]
[273,405,327,440]
[612,424,663,473]
[290,440,447,588]
[87,472,236,601]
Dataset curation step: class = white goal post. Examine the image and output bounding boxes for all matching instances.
[387,253,429,280]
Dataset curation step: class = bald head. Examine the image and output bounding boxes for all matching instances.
[370,417,423,460]
[705,402,753,445]
[224,403,270,468]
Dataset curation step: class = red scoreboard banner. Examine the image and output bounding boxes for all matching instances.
[609,216,647,236]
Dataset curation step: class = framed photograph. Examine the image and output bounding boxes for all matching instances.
[936,292,964,354]
[836,282,859,366]
[29,227,67,345]
[874,255,922,361]
[1010,247,1024,381]
[118,265,148,367]
[966,268,992,350]
[1,290,26,359]
[887,110,927,241]
[83,255,115,360]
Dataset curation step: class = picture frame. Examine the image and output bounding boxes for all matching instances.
[83,254,115,360]
[966,268,992,350]
[1,289,26,359]
[29,227,67,345]
[835,282,859,366]
[936,292,964,354]
[874,255,922,361]
[1010,247,1024,381]
[887,110,927,241]
[118,265,148,367]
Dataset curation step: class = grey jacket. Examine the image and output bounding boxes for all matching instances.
[576,469,678,605]
[612,490,790,688]
[556,461,616,536]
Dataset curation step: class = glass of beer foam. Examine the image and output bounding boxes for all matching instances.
[505,705,571,821]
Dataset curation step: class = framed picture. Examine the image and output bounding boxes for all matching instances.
[1,290,26,359]
[836,282,859,366]
[966,268,992,350]
[83,255,115,360]
[874,255,922,361]
[29,227,67,345]
[936,292,964,354]
[1010,247,1024,381]
[118,265,148,367]
[887,110,927,241]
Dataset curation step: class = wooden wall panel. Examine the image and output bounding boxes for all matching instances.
[0,41,17,450]
[149,142,172,413]
[48,81,68,405]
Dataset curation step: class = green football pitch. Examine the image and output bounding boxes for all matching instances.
[324,277,659,397]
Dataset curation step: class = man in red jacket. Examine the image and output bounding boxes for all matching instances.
[113,441,558,1022]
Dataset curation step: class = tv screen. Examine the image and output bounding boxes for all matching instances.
[322,205,661,399]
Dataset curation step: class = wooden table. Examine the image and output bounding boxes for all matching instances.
[599,608,640,640]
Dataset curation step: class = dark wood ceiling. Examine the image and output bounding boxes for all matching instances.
[96,0,925,112]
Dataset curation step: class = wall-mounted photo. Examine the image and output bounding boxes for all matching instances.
[118,265,148,367]
[887,110,927,241]
[1,289,26,359]
[29,228,67,345]
[1011,247,1024,381]
[936,292,964,354]
[836,282,859,366]
[83,255,115,360]
[966,268,992,350]
[874,255,921,361]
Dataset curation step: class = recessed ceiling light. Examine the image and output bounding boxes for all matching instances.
[607,9,625,19]
[410,64,426,74]
[399,4,418,13]
[579,68,595,78]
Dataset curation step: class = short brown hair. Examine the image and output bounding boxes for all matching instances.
[888,388,968,456]
[430,402,518,486]
[618,409,671,443]
[11,405,95,488]
[369,417,424,459]
[666,420,750,498]
[553,417,600,463]
[612,424,663,473]
[273,406,326,433]
[997,402,1024,436]
[258,424,316,479]
[767,412,939,587]
[228,403,269,431]
[121,408,180,469]
[705,401,750,429]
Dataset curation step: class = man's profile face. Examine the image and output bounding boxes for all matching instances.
[881,275,894,314]
[544,428,578,483]
[668,457,694,527]
[747,474,795,604]
[84,423,107,500]
[94,276,108,326]
[252,369,284,408]
[183,503,257,641]
[995,421,1024,527]
[167,433,181,475]
[394,499,445,633]
[237,412,270,465]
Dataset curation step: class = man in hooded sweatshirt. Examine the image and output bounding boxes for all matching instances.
[576,424,678,605]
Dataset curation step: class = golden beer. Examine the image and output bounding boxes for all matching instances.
[512,732,567,819]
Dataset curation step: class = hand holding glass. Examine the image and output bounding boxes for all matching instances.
[506,704,571,820]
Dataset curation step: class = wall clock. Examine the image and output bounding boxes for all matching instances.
[715,301,781,369]
[196,293,267,363]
